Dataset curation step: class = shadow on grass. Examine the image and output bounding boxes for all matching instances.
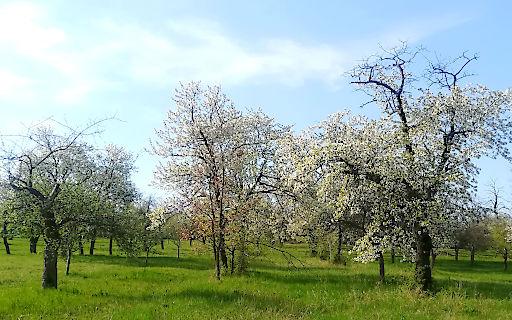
[74,254,212,271]
[435,259,511,274]
[436,278,512,299]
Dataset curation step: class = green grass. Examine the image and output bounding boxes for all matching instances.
[1,239,512,319]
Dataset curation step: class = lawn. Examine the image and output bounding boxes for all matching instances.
[1,238,512,319]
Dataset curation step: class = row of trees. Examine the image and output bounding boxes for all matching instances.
[150,45,512,291]
[2,45,512,293]
[0,122,183,288]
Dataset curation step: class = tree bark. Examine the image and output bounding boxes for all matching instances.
[378,251,385,282]
[414,226,433,291]
[42,210,59,289]
[109,236,113,255]
[78,238,84,255]
[470,244,475,265]
[189,238,193,247]
[503,248,508,271]
[430,248,437,270]
[89,238,95,256]
[229,247,236,275]
[160,240,165,250]
[2,221,10,255]
[65,247,72,275]
[308,227,318,257]
[454,245,459,261]
[334,221,344,265]
[176,239,181,259]
[30,236,39,254]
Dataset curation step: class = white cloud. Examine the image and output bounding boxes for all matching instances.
[0,2,472,106]
[0,69,32,98]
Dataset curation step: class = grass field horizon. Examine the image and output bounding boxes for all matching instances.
[1,238,512,319]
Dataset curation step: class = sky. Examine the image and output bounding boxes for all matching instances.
[0,0,511,205]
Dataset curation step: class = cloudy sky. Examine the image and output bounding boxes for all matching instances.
[1,0,511,202]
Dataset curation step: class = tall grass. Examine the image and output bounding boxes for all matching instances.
[1,238,511,319]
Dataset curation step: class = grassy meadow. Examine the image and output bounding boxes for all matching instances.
[1,238,512,319]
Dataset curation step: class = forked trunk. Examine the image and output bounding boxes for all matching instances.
[414,226,433,291]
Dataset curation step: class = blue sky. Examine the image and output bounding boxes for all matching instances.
[0,1,511,205]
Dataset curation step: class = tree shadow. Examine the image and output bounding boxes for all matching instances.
[74,255,212,271]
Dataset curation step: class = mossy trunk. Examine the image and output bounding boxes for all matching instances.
[42,209,59,289]
[414,226,433,291]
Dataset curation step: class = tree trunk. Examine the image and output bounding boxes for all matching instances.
[213,236,220,280]
[414,226,433,291]
[2,221,10,255]
[391,247,395,264]
[78,238,84,255]
[334,221,344,265]
[430,248,437,270]
[30,236,39,254]
[470,244,475,265]
[42,211,59,289]
[109,236,113,255]
[89,238,95,256]
[161,240,165,250]
[42,242,58,288]
[503,248,508,271]
[145,248,149,266]
[176,239,181,259]
[229,247,236,275]
[189,238,193,247]
[454,245,459,261]
[308,227,318,257]
[65,247,71,275]
[378,251,385,282]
